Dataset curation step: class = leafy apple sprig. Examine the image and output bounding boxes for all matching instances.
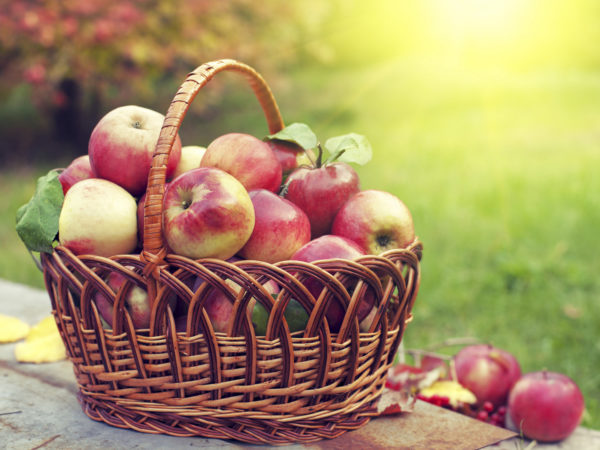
[266,122,373,168]
[15,169,64,257]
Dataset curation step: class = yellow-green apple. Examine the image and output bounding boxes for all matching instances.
[267,140,314,177]
[201,133,282,192]
[332,190,415,255]
[58,155,95,194]
[507,371,584,442]
[284,162,360,238]
[238,189,311,263]
[291,235,372,332]
[454,344,521,407]
[163,168,255,259]
[59,178,138,256]
[188,260,278,334]
[172,145,206,179]
[359,305,378,332]
[94,269,151,329]
[251,297,309,335]
[88,105,182,196]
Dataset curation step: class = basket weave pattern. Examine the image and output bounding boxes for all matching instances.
[40,59,422,445]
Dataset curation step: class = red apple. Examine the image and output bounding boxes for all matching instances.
[89,105,182,196]
[454,344,521,407]
[332,190,415,255]
[201,133,282,193]
[284,162,360,238]
[268,140,314,177]
[508,371,584,442]
[94,269,151,329]
[58,155,95,194]
[291,235,373,332]
[163,167,255,260]
[238,189,311,263]
[59,178,138,256]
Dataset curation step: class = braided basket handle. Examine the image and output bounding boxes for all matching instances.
[142,59,285,261]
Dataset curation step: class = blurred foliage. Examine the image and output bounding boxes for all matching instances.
[0,0,332,163]
[2,0,600,164]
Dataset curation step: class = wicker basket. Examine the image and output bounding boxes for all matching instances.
[40,59,422,445]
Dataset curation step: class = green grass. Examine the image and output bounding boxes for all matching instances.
[2,59,599,428]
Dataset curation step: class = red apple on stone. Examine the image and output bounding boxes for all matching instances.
[332,190,415,255]
[163,167,255,260]
[267,140,314,177]
[291,235,373,332]
[507,371,584,442]
[58,155,95,194]
[94,269,151,329]
[201,133,282,193]
[284,161,360,238]
[238,189,311,263]
[454,344,522,407]
[89,105,182,196]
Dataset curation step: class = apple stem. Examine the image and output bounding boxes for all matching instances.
[315,143,324,168]
[324,148,347,166]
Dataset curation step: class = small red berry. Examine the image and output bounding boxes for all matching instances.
[483,401,494,412]
[477,410,489,421]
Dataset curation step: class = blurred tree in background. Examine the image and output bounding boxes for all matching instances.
[0,0,331,164]
[2,0,600,165]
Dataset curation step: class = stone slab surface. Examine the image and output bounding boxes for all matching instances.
[1,278,598,449]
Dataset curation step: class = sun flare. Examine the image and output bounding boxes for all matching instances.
[429,0,527,42]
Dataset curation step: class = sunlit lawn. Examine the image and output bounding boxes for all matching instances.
[2,59,599,428]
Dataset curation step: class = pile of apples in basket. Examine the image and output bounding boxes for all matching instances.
[16,104,415,334]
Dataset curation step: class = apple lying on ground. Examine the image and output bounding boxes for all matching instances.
[89,105,182,196]
[201,133,282,193]
[291,235,372,332]
[163,167,255,260]
[238,189,311,263]
[94,269,151,329]
[59,178,138,256]
[454,344,521,407]
[172,145,206,179]
[507,371,585,442]
[332,189,415,255]
[284,159,360,238]
[58,155,95,194]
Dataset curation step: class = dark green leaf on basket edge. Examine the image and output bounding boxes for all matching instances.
[324,133,373,166]
[15,170,64,253]
[265,122,318,151]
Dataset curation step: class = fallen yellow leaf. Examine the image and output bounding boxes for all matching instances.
[15,315,66,363]
[26,315,59,341]
[0,314,31,343]
[419,380,477,408]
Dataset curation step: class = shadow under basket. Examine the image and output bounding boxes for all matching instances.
[40,59,423,446]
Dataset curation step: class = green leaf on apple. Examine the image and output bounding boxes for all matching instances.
[324,133,373,166]
[15,170,64,254]
[265,122,318,151]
